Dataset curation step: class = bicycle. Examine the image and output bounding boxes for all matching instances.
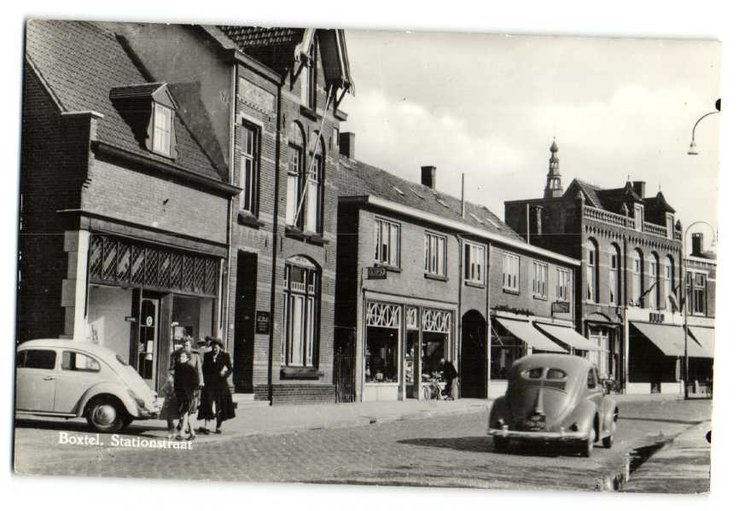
[422,372,444,400]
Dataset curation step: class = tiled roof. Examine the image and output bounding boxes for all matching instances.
[217,26,305,72]
[643,192,676,214]
[567,179,643,213]
[569,179,604,208]
[25,20,222,182]
[338,156,524,242]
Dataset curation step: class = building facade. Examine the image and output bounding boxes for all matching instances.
[19,21,238,391]
[96,24,354,403]
[505,141,713,394]
[336,149,584,402]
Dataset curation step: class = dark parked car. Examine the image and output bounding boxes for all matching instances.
[488,354,618,457]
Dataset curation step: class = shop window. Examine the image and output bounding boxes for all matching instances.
[556,267,571,302]
[465,242,485,285]
[490,323,525,380]
[532,261,548,299]
[424,232,447,277]
[282,258,319,367]
[62,351,100,372]
[365,302,401,383]
[239,122,260,215]
[374,218,401,268]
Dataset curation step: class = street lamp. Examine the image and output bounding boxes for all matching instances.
[682,222,716,399]
[687,99,721,156]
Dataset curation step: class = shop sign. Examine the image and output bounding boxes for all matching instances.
[551,301,570,314]
[255,311,272,335]
[367,266,387,280]
[649,312,665,324]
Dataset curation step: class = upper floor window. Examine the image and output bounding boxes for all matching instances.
[666,214,675,240]
[303,132,324,233]
[239,122,260,215]
[299,43,316,109]
[374,218,400,268]
[609,245,621,306]
[286,123,305,227]
[687,271,707,316]
[586,239,599,303]
[152,103,173,156]
[556,268,571,302]
[664,256,675,310]
[425,232,447,277]
[634,204,644,231]
[502,252,519,292]
[464,242,485,285]
[649,254,660,309]
[632,249,644,307]
[532,261,548,299]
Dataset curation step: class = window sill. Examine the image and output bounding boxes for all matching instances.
[299,105,319,121]
[280,366,324,380]
[424,273,447,282]
[464,281,485,289]
[364,381,399,385]
[532,294,548,301]
[284,226,329,245]
[237,210,263,228]
[502,288,520,295]
[374,263,401,273]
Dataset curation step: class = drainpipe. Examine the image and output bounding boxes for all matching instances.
[456,234,464,371]
[485,242,491,398]
[223,63,237,344]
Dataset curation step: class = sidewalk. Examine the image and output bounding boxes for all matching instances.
[622,420,712,493]
[134,398,492,443]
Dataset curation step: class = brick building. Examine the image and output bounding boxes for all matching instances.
[505,141,713,394]
[102,24,354,403]
[336,146,585,402]
[19,21,239,390]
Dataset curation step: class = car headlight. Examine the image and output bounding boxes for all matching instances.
[569,423,579,432]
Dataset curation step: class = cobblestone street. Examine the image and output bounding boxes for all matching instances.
[13,398,711,491]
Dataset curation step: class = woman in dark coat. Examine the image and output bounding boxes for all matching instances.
[197,338,235,433]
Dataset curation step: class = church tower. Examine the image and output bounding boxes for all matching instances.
[544,139,564,199]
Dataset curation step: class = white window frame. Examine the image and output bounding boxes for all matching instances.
[424,232,447,277]
[586,241,598,303]
[556,268,571,302]
[374,218,401,268]
[239,122,259,215]
[609,247,620,306]
[464,242,486,285]
[282,263,318,368]
[502,252,520,292]
[634,204,644,231]
[286,124,304,227]
[666,214,675,240]
[152,103,173,156]
[532,261,548,299]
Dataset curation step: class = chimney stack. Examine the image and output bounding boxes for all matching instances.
[421,165,437,189]
[691,232,704,256]
[632,181,646,198]
[339,132,355,159]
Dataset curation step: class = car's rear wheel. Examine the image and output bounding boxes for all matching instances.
[581,424,596,457]
[602,416,617,448]
[86,396,126,433]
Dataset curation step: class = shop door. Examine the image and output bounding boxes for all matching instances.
[137,296,160,388]
[461,310,487,398]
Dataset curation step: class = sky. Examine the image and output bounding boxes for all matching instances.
[343,31,721,250]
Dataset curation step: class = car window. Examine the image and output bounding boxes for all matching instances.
[22,349,56,370]
[523,367,544,379]
[546,368,567,380]
[62,351,101,372]
[587,368,597,389]
[16,350,27,368]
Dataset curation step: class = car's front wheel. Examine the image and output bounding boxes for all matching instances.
[86,396,126,433]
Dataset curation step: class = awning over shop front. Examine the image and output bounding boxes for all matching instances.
[687,327,715,358]
[496,317,567,353]
[631,322,709,358]
[535,323,602,351]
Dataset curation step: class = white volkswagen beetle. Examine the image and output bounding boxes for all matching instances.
[15,339,159,432]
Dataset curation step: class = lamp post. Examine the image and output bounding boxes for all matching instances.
[682,222,716,399]
[621,203,630,394]
[687,99,721,156]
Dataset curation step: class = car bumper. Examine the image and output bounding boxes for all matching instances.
[487,428,589,442]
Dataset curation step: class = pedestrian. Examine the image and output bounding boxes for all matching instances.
[173,336,203,437]
[173,350,199,440]
[158,372,180,439]
[438,357,458,400]
[197,338,235,434]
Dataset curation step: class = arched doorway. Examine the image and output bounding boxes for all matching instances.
[461,310,487,398]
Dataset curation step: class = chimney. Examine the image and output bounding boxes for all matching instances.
[339,132,355,159]
[632,181,646,198]
[421,165,437,189]
[691,232,704,256]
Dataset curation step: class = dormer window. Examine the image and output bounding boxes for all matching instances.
[634,204,644,231]
[666,213,674,239]
[153,103,173,156]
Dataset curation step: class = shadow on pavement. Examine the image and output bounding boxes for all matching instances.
[397,436,566,457]
[14,417,166,436]
[621,417,704,426]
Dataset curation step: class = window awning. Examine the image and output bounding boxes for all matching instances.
[631,322,709,358]
[496,318,567,353]
[687,327,715,359]
[535,323,602,351]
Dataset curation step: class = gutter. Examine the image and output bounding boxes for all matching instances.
[340,195,581,267]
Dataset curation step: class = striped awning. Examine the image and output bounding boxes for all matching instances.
[687,327,715,359]
[535,323,602,351]
[496,318,567,353]
[631,322,709,358]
